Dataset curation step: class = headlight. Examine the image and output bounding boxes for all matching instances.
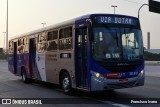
[91,71,104,80]
[140,70,144,75]
[139,70,144,77]
[95,73,100,78]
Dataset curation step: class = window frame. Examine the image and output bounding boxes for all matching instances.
[47,29,59,51]
[59,26,73,51]
[38,32,47,52]
[9,40,14,54]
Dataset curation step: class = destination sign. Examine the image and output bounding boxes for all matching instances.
[95,16,138,25]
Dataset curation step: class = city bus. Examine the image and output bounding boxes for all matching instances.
[8,14,145,94]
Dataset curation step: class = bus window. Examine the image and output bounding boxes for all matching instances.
[59,27,72,50]
[9,41,14,54]
[48,32,53,41]
[47,30,58,51]
[17,38,24,54]
[23,37,29,53]
[38,32,46,52]
[59,29,64,39]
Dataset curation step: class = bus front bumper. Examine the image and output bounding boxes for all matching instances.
[90,72,145,91]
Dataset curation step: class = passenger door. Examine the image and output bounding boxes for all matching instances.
[75,27,88,88]
[13,42,17,74]
[29,38,36,78]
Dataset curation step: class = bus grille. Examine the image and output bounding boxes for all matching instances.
[96,60,143,73]
[104,65,139,73]
[102,61,143,73]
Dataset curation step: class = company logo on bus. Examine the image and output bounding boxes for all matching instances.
[117,63,129,66]
[96,16,137,25]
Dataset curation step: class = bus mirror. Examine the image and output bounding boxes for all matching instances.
[149,0,160,14]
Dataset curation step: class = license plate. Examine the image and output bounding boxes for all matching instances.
[119,79,128,83]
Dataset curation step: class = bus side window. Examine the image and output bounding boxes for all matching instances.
[47,30,58,51]
[38,32,47,52]
[17,38,24,54]
[59,27,72,50]
[59,29,64,50]
[23,37,29,53]
[9,41,14,54]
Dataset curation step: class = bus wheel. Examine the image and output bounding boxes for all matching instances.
[61,72,72,94]
[22,68,30,83]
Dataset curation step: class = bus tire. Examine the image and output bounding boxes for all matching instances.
[21,68,30,83]
[61,72,72,94]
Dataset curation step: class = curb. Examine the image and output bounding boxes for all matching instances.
[145,61,160,66]
[0,60,7,62]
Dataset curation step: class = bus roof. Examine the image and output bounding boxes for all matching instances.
[9,13,138,40]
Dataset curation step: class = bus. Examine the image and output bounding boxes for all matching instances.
[8,14,145,94]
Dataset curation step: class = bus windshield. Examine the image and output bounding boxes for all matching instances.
[91,27,143,62]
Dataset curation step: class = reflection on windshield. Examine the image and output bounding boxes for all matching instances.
[92,27,143,61]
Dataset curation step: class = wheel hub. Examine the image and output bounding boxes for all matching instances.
[22,73,26,81]
[63,77,69,89]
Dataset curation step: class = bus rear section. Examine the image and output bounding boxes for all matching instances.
[8,37,37,80]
